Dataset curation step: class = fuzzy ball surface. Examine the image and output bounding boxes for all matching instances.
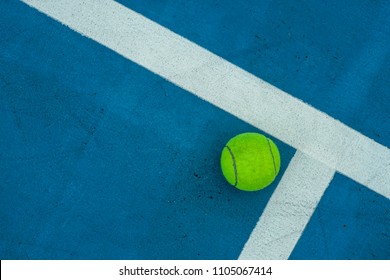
[221,132,281,191]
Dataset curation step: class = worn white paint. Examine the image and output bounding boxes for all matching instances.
[239,151,335,259]
[21,0,390,259]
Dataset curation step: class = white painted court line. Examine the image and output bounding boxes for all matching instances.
[21,0,390,199]
[20,0,390,261]
[21,0,390,200]
[239,151,335,259]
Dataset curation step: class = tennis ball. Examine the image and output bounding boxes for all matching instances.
[220,132,281,191]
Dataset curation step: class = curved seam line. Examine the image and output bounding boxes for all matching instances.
[266,138,277,176]
[225,145,238,186]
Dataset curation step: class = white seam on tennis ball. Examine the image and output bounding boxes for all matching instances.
[225,145,238,187]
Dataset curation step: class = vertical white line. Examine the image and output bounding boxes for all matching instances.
[239,151,335,260]
[19,0,390,260]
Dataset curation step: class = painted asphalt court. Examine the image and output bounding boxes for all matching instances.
[0,0,389,259]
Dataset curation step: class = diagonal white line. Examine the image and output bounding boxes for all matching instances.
[20,0,390,261]
[21,0,390,189]
[20,0,390,199]
[239,151,335,259]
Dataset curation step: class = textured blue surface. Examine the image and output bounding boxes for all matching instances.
[117,0,390,147]
[0,0,389,259]
[0,0,295,259]
[291,173,390,259]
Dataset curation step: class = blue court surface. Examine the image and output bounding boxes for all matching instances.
[1,0,389,260]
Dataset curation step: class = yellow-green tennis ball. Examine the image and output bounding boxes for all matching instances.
[220,132,281,191]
